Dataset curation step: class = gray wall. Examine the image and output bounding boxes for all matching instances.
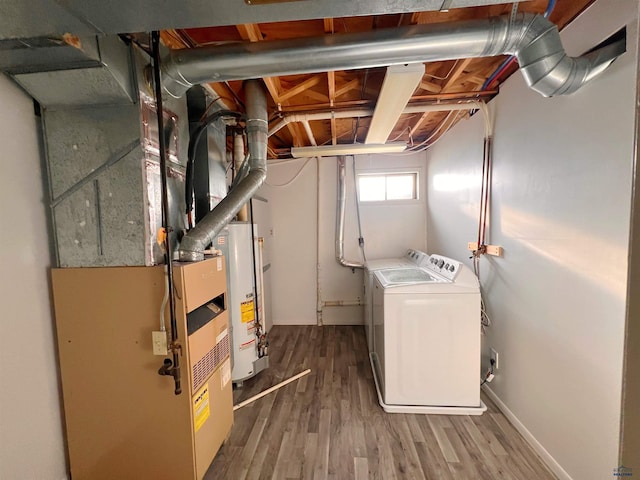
[0,74,68,479]
[426,0,638,478]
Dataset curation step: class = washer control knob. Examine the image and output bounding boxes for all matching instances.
[438,260,445,268]
[449,265,455,272]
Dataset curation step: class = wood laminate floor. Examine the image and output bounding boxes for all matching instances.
[205,325,557,480]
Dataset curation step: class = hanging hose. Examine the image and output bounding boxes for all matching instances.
[151,31,182,396]
[186,110,243,227]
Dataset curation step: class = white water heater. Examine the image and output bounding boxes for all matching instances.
[215,222,269,384]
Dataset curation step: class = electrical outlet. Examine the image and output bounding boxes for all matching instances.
[490,348,499,370]
[152,331,168,356]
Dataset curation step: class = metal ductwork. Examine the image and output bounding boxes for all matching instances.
[178,80,267,261]
[336,156,364,269]
[159,13,623,99]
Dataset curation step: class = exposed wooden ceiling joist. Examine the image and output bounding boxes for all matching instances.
[168,0,595,156]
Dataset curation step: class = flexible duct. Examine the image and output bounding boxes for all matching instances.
[159,13,623,99]
[336,156,364,269]
[178,80,267,261]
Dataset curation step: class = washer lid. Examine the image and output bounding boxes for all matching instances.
[375,267,446,288]
[365,257,412,272]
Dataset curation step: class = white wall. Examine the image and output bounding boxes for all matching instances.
[0,75,68,479]
[260,152,427,325]
[426,1,638,479]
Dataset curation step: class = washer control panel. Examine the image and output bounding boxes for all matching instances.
[405,249,429,266]
[424,254,461,281]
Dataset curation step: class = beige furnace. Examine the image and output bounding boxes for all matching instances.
[51,256,233,480]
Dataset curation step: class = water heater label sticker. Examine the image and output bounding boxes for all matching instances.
[239,338,255,351]
[193,383,210,432]
[221,359,231,388]
[241,300,255,323]
[217,257,222,271]
[247,324,256,335]
[216,328,228,345]
[218,237,225,245]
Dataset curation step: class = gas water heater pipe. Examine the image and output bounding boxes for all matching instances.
[151,31,182,395]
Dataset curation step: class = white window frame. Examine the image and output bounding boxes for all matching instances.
[356,170,420,204]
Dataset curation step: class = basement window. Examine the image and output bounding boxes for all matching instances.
[358,172,418,202]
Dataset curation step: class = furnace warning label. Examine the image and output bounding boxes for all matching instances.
[240,300,255,323]
[193,383,210,432]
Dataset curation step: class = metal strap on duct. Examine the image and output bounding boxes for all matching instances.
[159,13,624,99]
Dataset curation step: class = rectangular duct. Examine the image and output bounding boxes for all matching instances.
[41,47,192,267]
[8,35,136,109]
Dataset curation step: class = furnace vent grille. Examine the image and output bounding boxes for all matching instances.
[192,332,230,392]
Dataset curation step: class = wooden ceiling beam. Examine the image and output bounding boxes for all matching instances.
[324,19,337,145]
[420,80,443,94]
[410,58,473,139]
[275,90,497,114]
[441,58,473,91]
[455,70,487,86]
[409,111,431,137]
[334,78,360,98]
[327,71,336,105]
[302,88,330,103]
[236,23,263,42]
[323,18,335,34]
[278,75,324,102]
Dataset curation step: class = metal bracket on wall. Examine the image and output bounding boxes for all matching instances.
[468,242,503,257]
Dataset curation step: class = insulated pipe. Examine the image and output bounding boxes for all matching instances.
[268,102,482,137]
[301,120,318,147]
[159,13,623,99]
[336,156,364,269]
[178,80,268,261]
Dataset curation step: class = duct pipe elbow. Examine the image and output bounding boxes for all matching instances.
[514,14,625,97]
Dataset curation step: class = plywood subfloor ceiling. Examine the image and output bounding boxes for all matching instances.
[160,0,593,158]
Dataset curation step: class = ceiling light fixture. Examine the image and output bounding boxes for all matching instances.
[365,63,425,145]
[290,142,407,158]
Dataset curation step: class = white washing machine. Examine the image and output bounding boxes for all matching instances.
[364,249,428,353]
[371,254,487,415]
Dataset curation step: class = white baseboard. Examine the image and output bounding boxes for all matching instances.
[482,385,573,480]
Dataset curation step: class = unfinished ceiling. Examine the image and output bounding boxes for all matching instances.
[157,0,594,158]
[0,0,595,158]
